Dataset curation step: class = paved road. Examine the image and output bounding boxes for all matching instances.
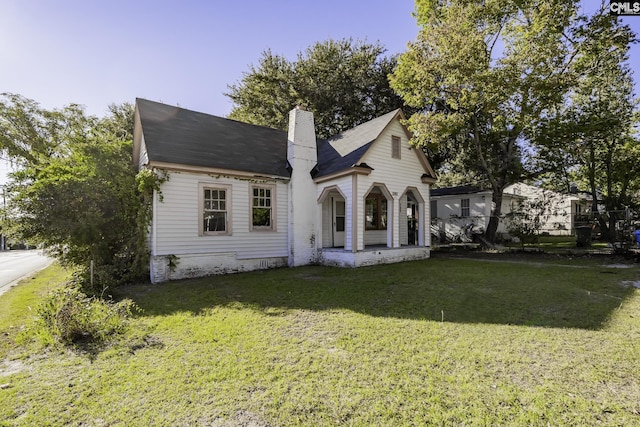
[0,250,52,297]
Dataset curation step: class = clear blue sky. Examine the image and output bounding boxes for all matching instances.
[0,0,420,117]
[1,0,639,182]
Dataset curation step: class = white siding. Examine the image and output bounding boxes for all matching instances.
[357,120,431,249]
[431,192,523,240]
[434,195,488,221]
[364,230,387,246]
[431,194,489,239]
[153,170,288,258]
[505,183,578,235]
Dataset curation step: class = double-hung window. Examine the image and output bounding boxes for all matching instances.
[252,185,275,231]
[201,185,230,235]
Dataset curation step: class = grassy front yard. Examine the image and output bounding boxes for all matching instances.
[1,256,640,426]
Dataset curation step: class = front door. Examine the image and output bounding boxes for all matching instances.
[407,199,417,245]
[333,198,345,247]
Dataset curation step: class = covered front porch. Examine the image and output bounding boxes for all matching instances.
[316,182,430,267]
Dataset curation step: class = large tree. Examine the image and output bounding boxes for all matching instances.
[226,39,407,139]
[0,94,151,291]
[533,6,639,241]
[391,0,579,242]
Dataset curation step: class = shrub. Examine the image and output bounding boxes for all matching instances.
[25,286,138,346]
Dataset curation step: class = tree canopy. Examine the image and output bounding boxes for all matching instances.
[533,6,639,240]
[226,38,407,139]
[391,0,593,242]
[0,94,152,291]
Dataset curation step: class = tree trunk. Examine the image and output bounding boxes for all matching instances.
[587,142,611,241]
[485,189,504,243]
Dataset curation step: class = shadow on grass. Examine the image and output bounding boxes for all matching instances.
[115,257,638,330]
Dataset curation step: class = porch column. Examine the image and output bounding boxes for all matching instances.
[423,186,430,247]
[351,174,360,252]
[344,193,353,252]
[390,197,398,248]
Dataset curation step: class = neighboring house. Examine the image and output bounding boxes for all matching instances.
[133,99,437,283]
[430,185,522,241]
[430,183,591,241]
[504,183,592,236]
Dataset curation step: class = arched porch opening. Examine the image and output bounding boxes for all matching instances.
[318,186,348,249]
[401,187,425,246]
[363,183,393,248]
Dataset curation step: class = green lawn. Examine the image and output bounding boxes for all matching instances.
[1,257,640,426]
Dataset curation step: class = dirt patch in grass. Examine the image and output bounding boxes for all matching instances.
[0,359,27,377]
[282,310,337,343]
[210,410,271,427]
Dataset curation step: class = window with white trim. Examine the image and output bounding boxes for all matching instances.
[252,185,274,230]
[461,198,470,218]
[202,186,229,235]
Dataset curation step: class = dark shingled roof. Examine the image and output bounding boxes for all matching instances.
[314,138,374,178]
[136,99,430,180]
[136,98,290,177]
[314,109,402,178]
[430,185,489,196]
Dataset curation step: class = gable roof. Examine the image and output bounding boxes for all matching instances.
[135,98,290,178]
[311,109,403,179]
[135,99,436,182]
[328,109,401,157]
[314,139,374,178]
[314,109,436,181]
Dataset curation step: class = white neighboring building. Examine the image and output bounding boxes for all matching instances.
[504,183,591,236]
[133,99,437,283]
[430,183,591,241]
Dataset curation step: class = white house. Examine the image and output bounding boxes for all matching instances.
[133,99,437,283]
[430,185,521,241]
[506,183,591,234]
[430,183,592,242]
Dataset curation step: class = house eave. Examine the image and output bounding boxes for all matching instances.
[313,166,372,184]
[147,161,291,182]
[421,176,437,184]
